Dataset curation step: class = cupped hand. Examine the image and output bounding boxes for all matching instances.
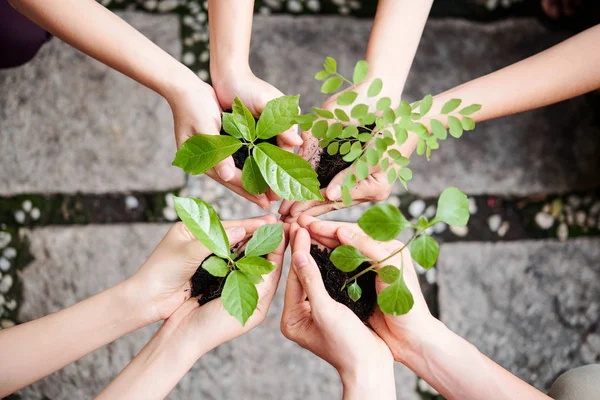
[125,214,279,324]
[281,223,394,393]
[167,78,271,209]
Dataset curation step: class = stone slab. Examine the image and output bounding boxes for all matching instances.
[0,12,184,195]
[17,224,418,399]
[250,16,600,197]
[437,238,600,391]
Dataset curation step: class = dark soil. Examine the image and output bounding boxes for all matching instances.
[310,244,376,322]
[231,136,278,170]
[316,151,352,189]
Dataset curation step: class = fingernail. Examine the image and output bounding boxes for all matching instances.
[226,226,245,242]
[217,165,234,181]
[327,185,342,201]
[339,227,354,241]
[293,252,309,268]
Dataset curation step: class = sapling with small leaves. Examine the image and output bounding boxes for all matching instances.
[330,187,470,316]
[173,96,323,201]
[173,196,283,325]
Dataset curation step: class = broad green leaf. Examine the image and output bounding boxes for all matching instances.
[334,108,350,122]
[319,138,331,148]
[222,112,244,139]
[232,97,256,141]
[441,99,462,114]
[245,223,284,257]
[358,133,372,142]
[365,147,379,166]
[244,273,264,284]
[254,143,323,201]
[326,122,343,139]
[376,97,392,111]
[312,120,328,138]
[173,196,229,258]
[376,265,401,284]
[353,60,368,84]
[435,187,470,226]
[202,256,229,277]
[447,116,463,138]
[327,141,339,155]
[337,91,358,106]
[324,56,337,73]
[367,78,383,97]
[398,167,413,181]
[313,107,334,119]
[330,245,371,272]
[294,114,318,125]
[461,116,475,131]
[393,125,408,144]
[419,94,433,116]
[322,77,343,94]
[416,216,429,230]
[342,126,358,138]
[351,104,369,119]
[377,277,414,316]
[173,134,242,175]
[430,119,447,140]
[383,108,395,125]
[358,204,410,241]
[342,141,363,162]
[256,95,300,139]
[387,168,397,185]
[340,141,351,155]
[356,159,369,180]
[395,101,412,117]
[315,70,329,81]
[348,281,362,302]
[236,256,277,276]
[242,156,268,195]
[459,104,482,116]
[222,271,258,325]
[410,234,439,269]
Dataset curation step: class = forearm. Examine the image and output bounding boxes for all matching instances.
[398,319,549,400]
[341,363,396,400]
[431,25,600,123]
[8,0,195,102]
[366,0,433,96]
[0,281,152,397]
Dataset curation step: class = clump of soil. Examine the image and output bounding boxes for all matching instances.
[310,244,376,322]
[316,152,352,189]
[230,136,278,170]
[191,258,227,305]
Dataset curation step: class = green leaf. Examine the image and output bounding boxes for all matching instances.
[256,95,300,139]
[416,216,429,230]
[202,256,229,277]
[327,141,339,155]
[353,60,368,84]
[448,116,464,138]
[398,167,412,181]
[244,273,264,284]
[430,119,447,140]
[232,97,257,141]
[358,204,410,241]
[358,133,372,142]
[173,134,242,175]
[340,141,351,155]
[393,125,408,145]
[383,108,395,125]
[395,101,412,117]
[419,94,433,116]
[330,245,371,272]
[410,234,439,269]
[222,271,259,326]
[326,122,343,139]
[376,97,392,111]
[236,256,277,276]
[411,101,421,110]
[324,56,337,74]
[312,120,328,139]
[416,138,425,155]
[394,156,410,167]
[367,78,383,97]
[222,112,244,139]
[461,116,475,131]
[387,168,397,185]
[376,265,400,284]
[342,185,352,206]
[441,99,462,114]
[334,108,350,122]
[359,113,376,126]
[381,157,389,171]
[342,125,359,138]
[173,196,229,258]
[315,70,329,81]
[365,147,379,166]
[435,187,470,226]
[375,138,388,153]
[312,107,334,119]
[348,281,362,302]
[253,143,323,201]
[245,223,284,257]
[351,104,369,119]
[356,159,369,180]
[242,156,268,195]
[459,104,482,116]
[377,276,414,316]
[321,77,343,94]
[337,91,358,106]
[342,141,363,162]
[410,122,429,136]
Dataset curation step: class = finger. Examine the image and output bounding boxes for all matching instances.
[335,228,398,262]
[277,126,303,150]
[284,223,306,306]
[278,199,295,216]
[293,199,362,219]
[325,160,382,202]
[206,169,271,209]
[289,189,327,217]
[291,228,331,309]
[305,219,363,249]
[214,156,236,182]
[222,214,277,237]
[296,214,320,229]
[266,188,281,202]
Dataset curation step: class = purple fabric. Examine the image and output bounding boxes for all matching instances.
[0,0,52,69]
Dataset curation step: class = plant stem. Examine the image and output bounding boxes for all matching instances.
[335,73,353,87]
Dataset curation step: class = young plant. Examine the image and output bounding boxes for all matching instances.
[330,187,470,316]
[172,195,283,325]
[173,96,323,201]
[295,57,482,205]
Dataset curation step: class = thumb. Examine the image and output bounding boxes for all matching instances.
[291,229,331,310]
[183,226,246,266]
[336,227,396,262]
[325,160,380,202]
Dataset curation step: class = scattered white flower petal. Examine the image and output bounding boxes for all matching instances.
[14,210,25,224]
[433,222,447,234]
[0,319,15,329]
[425,267,437,285]
[535,212,554,230]
[408,200,426,218]
[22,200,32,212]
[450,225,468,237]
[157,0,179,12]
[424,205,436,219]
[468,197,478,215]
[0,275,13,293]
[5,299,16,311]
[198,70,209,81]
[497,222,510,237]
[182,52,195,66]
[162,207,178,221]
[2,248,16,259]
[575,211,586,227]
[487,214,502,232]
[567,195,581,208]
[557,223,569,242]
[0,232,11,249]
[30,208,40,220]
[125,195,139,210]
[0,295,4,306]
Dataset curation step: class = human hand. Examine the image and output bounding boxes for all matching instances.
[281,223,395,399]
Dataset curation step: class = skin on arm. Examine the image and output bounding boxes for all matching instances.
[298,217,550,400]
[279,0,433,219]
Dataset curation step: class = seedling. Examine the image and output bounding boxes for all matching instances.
[295,57,482,205]
[172,96,323,201]
[173,195,283,325]
[330,187,470,315]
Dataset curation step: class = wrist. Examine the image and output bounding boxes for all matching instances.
[390,316,449,365]
[210,59,253,95]
[340,354,396,400]
[117,278,162,327]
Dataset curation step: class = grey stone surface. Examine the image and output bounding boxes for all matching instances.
[437,238,600,391]
[17,225,419,400]
[0,12,184,195]
[250,16,600,197]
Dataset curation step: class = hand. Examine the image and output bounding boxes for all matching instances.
[166,78,271,209]
[279,83,418,221]
[281,223,395,399]
[125,214,279,325]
